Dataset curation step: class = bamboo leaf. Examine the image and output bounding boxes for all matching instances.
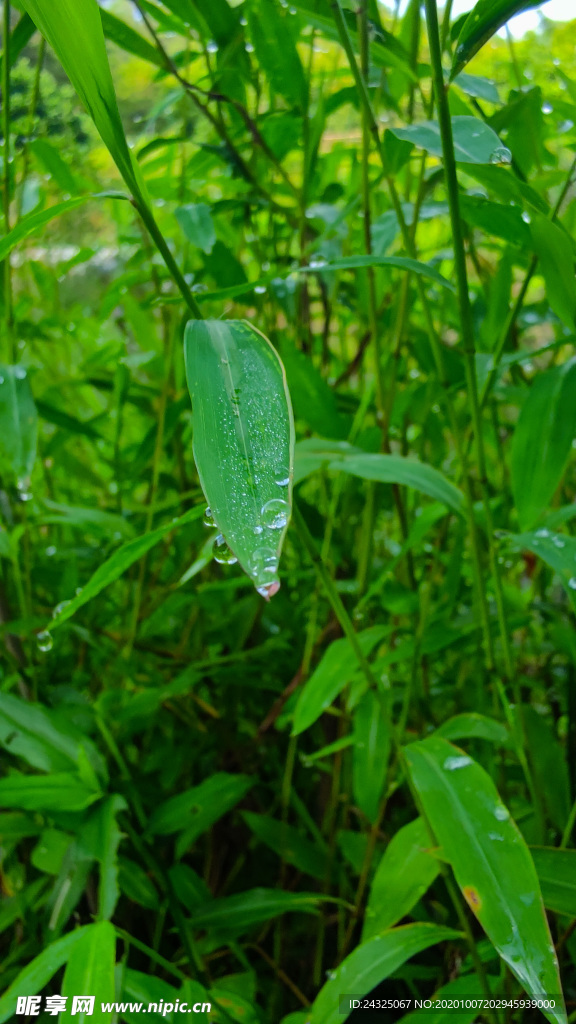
[0,193,129,263]
[389,117,511,165]
[310,924,460,1024]
[404,736,566,1024]
[530,848,576,918]
[0,365,37,490]
[61,922,116,1024]
[184,319,295,599]
[0,928,91,1024]
[451,1,549,79]
[363,819,440,940]
[299,254,455,291]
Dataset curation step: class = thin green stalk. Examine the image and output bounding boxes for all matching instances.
[136,202,202,318]
[2,0,15,363]
[292,502,380,692]
[560,796,576,849]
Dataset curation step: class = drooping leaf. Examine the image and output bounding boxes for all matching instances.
[101,9,165,67]
[292,627,387,736]
[352,690,391,823]
[184,320,295,598]
[48,506,203,632]
[0,692,106,778]
[435,713,510,746]
[334,453,464,514]
[242,812,328,880]
[299,255,455,291]
[0,194,129,263]
[510,359,576,530]
[189,889,322,936]
[530,848,576,918]
[0,365,38,489]
[389,117,511,165]
[310,924,460,1024]
[175,203,216,254]
[61,922,116,1024]
[404,736,566,1024]
[530,217,576,328]
[0,772,101,813]
[79,795,127,921]
[363,818,440,940]
[451,1,550,78]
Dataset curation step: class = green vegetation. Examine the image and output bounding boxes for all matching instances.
[1,1,576,1022]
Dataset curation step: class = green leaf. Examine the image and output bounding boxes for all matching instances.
[389,117,511,165]
[363,819,440,940]
[0,365,37,490]
[453,72,500,104]
[333,453,464,514]
[530,217,576,328]
[147,772,253,846]
[245,0,307,110]
[310,924,460,1024]
[175,203,216,254]
[435,713,510,746]
[451,1,547,78]
[459,195,530,246]
[510,359,576,530]
[352,690,391,823]
[29,139,78,194]
[0,927,90,1024]
[79,795,127,921]
[530,848,576,918]
[184,320,295,599]
[399,974,491,1024]
[404,736,566,1024]
[507,529,576,608]
[48,505,203,631]
[242,812,328,880]
[0,194,128,263]
[101,9,164,67]
[300,255,455,292]
[18,0,142,198]
[189,888,322,936]
[292,627,387,736]
[0,772,101,812]
[118,858,161,911]
[0,692,106,778]
[61,922,116,1024]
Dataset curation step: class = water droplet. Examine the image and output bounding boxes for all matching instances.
[53,600,71,618]
[289,6,297,13]
[37,630,53,652]
[253,525,263,535]
[240,15,248,25]
[0,375,4,383]
[535,528,549,538]
[206,40,218,53]
[250,546,278,578]
[254,284,266,295]
[568,577,576,590]
[443,755,472,771]
[521,211,531,223]
[520,892,535,905]
[16,480,32,502]
[203,507,217,528]
[213,534,238,565]
[309,256,328,269]
[490,146,512,165]
[488,832,504,841]
[325,970,337,981]
[494,805,509,821]
[45,546,57,557]
[541,101,553,114]
[245,41,254,52]
[13,366,26,379]
[276,476,290,487]
[553,536,565,548]
[261,498,290,530]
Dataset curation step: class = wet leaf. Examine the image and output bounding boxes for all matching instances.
[404,736,566,1024]
[184,319,295,598]
[0,928,91,1024]
[363,819,440,940]
[530,848,576,918]
[0,365,38,490]
[61,922,116,1023]
[389,117,511,165]
[451,1,548,78]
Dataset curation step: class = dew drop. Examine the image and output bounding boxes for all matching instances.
[541,101,553,114]
[276,475,290,487]
[213,534,238,565]
[206,40,218,53]
[245,41,254,52]
[203,507,217,528]
[16,480,32,502]
[37,630,53,652]
[249,546,279,578]
[13,366,27,379]
[253,525,263,535]
[46,546,57,557]
[240,15,248,25]
[254,284,267,294]
[535,528,549,538]
[494,804,509,821]
[308,256,327,269]
[53,600,71,618]
[488,831,504,842]
[553,536,565,548]
[568,577,576,590]
[521,211,531,224]
[261,498,290,530]
[257,580,281,600]
[0,375,4,384]
[443,755,472,771]
[490,146,512,165]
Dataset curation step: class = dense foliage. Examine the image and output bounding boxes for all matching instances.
[1,1,576,1022]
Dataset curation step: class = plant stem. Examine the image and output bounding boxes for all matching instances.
[2,0,15,363]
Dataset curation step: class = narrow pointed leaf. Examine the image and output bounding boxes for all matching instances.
[404,736,566,1024]
[333,453,464,514]
[189,889,322,936]
[310,924,460,1024]
[0,194,129,263]
[0,928,91,1024]
[61,922,116,1024]
[510,359,576,530]
[507,530,576,609]
[184,320,295,598]
[530,848,576,918]
[299,255,455,291]
[451,1,550,79]
[363,819,441,940]
[0,365,37,489]
[389,118,510,165]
